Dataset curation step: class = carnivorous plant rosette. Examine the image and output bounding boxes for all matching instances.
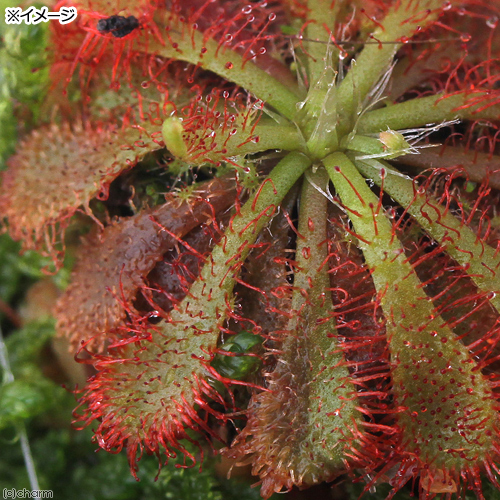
[3,0,500,497]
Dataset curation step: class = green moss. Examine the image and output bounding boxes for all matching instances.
[0,3,49,168]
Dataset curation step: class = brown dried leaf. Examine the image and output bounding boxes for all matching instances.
[55,175,237,352]
[136,208,233,314]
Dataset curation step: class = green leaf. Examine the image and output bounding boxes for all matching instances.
[211,331,263,380]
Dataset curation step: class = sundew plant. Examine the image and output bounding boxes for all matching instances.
[3,0,500,498]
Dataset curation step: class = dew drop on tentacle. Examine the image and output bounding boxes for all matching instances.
[487,16,499,29]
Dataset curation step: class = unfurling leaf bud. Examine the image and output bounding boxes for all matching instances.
[379,129,411,159]
[162,116,188,159]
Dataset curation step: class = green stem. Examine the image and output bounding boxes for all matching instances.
[357,92,500,134]
[336,0,442,132]
[145,13,302,121]
[352,156,500,313]
[0,325,41,493]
